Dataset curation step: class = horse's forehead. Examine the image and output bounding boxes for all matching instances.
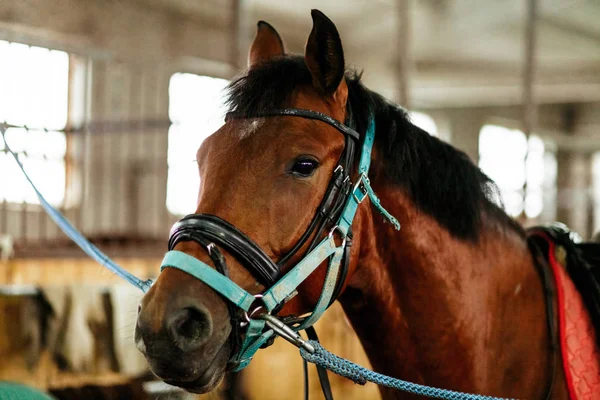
[237,119,265,139]
[211,117,334,151]
[200,88,344,163]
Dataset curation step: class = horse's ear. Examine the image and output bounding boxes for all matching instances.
[248,21,285,68]
[304,9,345,96]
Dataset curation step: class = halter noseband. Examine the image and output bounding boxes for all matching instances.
[160,108,400,370]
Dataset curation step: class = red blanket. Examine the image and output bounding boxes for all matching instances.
[544,236,600,399]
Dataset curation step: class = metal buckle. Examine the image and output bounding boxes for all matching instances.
[238,299,315,354]
[240,294,267,326]
[259,314,315,353]
[352,173,369,204]
[328,225,347,249]
[206,243,216,255]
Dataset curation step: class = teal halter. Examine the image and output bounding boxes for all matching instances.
[160,111,400,371]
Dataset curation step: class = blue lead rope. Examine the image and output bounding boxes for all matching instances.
[300,341,515,400]
[0,130,153,293]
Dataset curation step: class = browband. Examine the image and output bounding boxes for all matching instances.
[226,108,361,140]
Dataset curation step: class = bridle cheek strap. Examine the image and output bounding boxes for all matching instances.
[261,235,339,311]
[295,245,344,331]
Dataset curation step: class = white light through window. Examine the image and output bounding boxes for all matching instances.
[410,111,438,136]
[166,73,229,216]
[0,41,69,206]
[478,125,547,218]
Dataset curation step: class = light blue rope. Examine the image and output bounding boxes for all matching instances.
[1,130,153,293]
[300,341,516,400]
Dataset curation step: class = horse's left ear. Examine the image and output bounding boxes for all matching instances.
[305,10,346,97]
[248,21,285,68]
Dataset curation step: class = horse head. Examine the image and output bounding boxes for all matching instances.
[135,10,363,393]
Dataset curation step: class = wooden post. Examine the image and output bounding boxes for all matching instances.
[521,0,538,219]
[522,0,538,136]
[397,0,412,109]
[229,0,245,71]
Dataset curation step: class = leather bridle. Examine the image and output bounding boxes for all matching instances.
[165,106,368,365]
[160,98,400,400]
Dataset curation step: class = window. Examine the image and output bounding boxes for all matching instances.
[167,73,229,215]
[478,125,552,218]
[0,41,69,206]
[410,111,438,136]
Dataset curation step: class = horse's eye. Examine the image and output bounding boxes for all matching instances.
[290,157,319,177]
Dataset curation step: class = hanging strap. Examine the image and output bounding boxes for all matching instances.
[337,118,400,235]
[303,327,334,400]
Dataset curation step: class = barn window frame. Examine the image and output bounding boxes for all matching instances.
[478,124,556,220]
[166,72,230,216]
[0,40,70,208]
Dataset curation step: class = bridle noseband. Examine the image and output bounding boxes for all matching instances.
[160,107,400,370]
[169,214,280,286]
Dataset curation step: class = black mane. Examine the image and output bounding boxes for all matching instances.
[225,55,522,240]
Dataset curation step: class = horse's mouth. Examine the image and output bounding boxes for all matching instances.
[162,366,225,394]
[147,337,231,394]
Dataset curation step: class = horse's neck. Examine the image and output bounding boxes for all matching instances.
[339,190,552,399]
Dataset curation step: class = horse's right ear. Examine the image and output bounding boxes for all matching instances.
[248,21,285,68]
[304,10,345,96]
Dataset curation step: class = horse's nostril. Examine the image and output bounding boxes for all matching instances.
[177,308,209,340]
[168,306,213,350]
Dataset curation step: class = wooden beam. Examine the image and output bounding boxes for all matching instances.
[0,0,229,67]
[373,81,600,109]
[396,0,412,108]
[522,0,538,136]
[229,0,242,70]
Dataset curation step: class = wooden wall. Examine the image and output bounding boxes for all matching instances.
[0,257,381,399]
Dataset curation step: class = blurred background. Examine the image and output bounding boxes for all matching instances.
[0,0,599,399]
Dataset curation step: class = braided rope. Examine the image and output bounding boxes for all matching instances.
[300,341,516,400]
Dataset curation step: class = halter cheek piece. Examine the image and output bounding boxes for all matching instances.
[160,107,400,371]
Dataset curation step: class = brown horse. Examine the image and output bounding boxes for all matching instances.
[135,10,571,399]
